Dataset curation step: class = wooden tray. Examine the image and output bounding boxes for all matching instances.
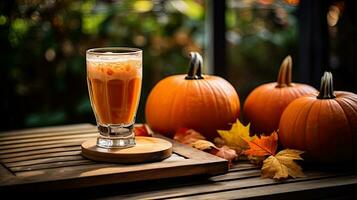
[0,124,227,192]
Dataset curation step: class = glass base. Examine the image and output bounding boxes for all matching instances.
[96,123,136,148]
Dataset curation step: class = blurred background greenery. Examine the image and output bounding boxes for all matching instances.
[0,0,300,130]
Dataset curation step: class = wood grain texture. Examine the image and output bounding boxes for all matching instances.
[115,171,357,200]
[0,124,227,192]
[0,142,83,155]
[0,146,80,159]
[2,123,356,199]
[81,137,173,163]
[168,175,357,200]
[0,128,97,142]
[0,123,94,137]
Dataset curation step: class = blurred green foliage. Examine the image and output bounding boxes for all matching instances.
[0,0,204,130]
[226,0,298,100]
[0,0,297,130]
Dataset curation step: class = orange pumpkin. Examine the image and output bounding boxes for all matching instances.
[145,52,240,139]
[279,72,357,163]
[243,55,317,135]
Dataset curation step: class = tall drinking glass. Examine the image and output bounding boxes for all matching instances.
[86,47,142,148]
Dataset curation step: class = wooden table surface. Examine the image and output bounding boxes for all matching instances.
[1,124,357,199]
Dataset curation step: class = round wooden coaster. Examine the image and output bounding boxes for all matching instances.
[81,136,172,164]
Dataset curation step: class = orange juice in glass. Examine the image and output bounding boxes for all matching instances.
[86,47,142,148]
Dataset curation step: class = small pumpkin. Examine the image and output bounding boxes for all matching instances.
[243,55,317,135]
[145,52,240,139]
[279,72,357,163]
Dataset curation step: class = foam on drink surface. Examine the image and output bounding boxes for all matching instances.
[87,55,142,80]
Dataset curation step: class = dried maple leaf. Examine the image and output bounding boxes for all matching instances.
[261,149,305,180]
[244,131,278,157]
[217,119,257,155]
[191,140,217,151]
[210,145,238,166]
[173,128,206,145]
[134,124,151,137]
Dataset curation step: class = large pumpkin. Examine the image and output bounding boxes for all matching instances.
[279,72,357,163]
[145,52,240,139]
[243,55,317,135]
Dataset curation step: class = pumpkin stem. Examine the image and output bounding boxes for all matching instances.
[317,71,336,99]
[186,52,204,80]
[276,55,292,88]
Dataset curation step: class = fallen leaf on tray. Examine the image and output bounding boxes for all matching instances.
[261,149,305,180]
[244,131,278,157]
[217,119,257,155]
[173,128,206,145]
[191,139,217,151]
[134,124,151,137]
[211,145,238,166]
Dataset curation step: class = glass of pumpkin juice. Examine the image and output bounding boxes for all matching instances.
[86,47,142,148]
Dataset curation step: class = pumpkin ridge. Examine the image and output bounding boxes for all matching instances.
[341,94,357,107]
[337,98,357,159]
[289,99,309,149]
[313,100,323,161]
[340,97,357,114]
[303,99,318,155]
[335,98,354,160]
[216,79,233,116]
[204,78,221,124]
[328,100,341,161]
[169,79,186,132]
[258,87,276,133]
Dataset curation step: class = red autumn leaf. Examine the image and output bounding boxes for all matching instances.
[244,131,278,157]
[134,124,151,137]
[173,128,206,145]
[210,145,237,166]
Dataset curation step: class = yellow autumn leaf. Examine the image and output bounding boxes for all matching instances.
[261,149,305,180]
[217,119,257,155]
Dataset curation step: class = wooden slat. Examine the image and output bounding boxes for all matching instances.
[0,142,82,155]
[1,150,81,163]
[0,123,94,137]
[14,163,116,177]
[169,175,357,200]
[0,132,97,146]
[6,155,86,168]
[114,171,357,200]
[4,152,183,170]
[229,162,259,172]
[11,153,185,174]
[210,169,261,182]
[0,163,15,184]
[11,160,96,172]
[0,146,81,159]
[0,128,98,142]
[6,158,224,190]
[0,137,96,151]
